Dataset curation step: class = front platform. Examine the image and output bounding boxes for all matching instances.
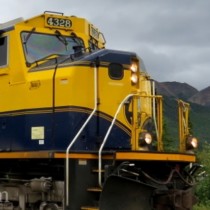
[0,150,196,162]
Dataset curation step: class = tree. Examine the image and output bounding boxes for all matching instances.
[194,142,210,207]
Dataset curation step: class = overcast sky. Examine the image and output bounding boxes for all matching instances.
[1,0,210,90]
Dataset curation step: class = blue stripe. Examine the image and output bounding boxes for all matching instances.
[0,111,131,152]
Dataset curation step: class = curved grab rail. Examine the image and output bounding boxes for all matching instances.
[98,93,136,187]
[65,64,98,206]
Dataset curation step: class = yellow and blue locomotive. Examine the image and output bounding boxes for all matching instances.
[0,11,199,210]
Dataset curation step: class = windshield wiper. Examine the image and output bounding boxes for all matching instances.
[55,31,85,56]
[23,27,36,53]
[55,30,68,49]
[26,53,64,67]
[24,28,36,44]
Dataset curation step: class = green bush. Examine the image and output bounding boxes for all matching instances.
[194,143,210,207]
[193,203,210,210]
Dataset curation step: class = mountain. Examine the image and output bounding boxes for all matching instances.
[155,81,210,107]
[155,81,210,147]
[188,86,210,106]
[155,81,198,100]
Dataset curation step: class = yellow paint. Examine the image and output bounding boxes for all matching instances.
[0,151,51,158]
[115,152,196,162]
[0,12,196,159]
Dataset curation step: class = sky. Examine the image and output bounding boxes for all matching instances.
[1,0,210,90]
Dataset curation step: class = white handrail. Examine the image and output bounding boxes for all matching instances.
[98,93,136,187]
[65,65,98,206]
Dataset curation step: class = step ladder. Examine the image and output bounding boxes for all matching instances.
[80,168,105,210]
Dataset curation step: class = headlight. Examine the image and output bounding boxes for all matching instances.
[139,132,152,146]
[130,63,138,72]
[130,60,139,85]
[131,74,138,83]
[145,133,152,144]
[186,136,198,150]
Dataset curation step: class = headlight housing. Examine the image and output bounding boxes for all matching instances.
[131,74,138,83]
[139,132,152,146]
[130,63,138,73]
[186,136,198,150]
[130,60,139,85]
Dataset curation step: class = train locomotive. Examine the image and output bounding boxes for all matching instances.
[0,11,199,210]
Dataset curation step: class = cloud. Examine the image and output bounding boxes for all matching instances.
[0,0,210,90]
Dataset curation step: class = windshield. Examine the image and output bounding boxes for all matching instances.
[21,32,84,64]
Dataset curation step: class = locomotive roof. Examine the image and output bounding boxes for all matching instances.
[0,17,24,33]
[0,12,89,33]
[0,12,105,48]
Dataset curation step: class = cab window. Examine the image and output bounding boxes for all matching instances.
[108,63,124,80]
[0,36,8,67]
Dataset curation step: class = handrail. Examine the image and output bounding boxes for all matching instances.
[152,81,159,140]
[178,100,190,152]
[65,64,98,206]
[98,93,136,187]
